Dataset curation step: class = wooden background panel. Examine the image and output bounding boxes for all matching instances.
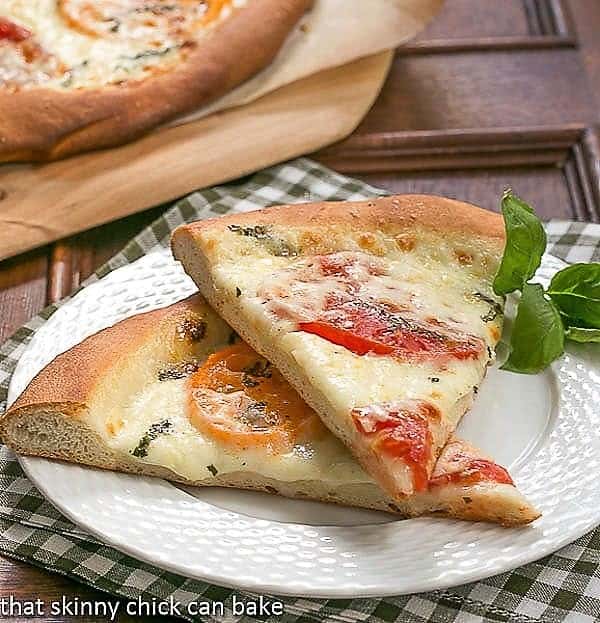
[414,0,532,39]
[568,0,600,106]
[355,50,593,133]
[317,126,581,171]
[406,0,575,51]
[0,250,48,341]
[357,167,572,219]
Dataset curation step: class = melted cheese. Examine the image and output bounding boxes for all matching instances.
[1,0,246,90]
[252,250,496,414]
[0,39,62,86]
[106,377,371,485]
[215,244,500,419]
[281,332,485,417]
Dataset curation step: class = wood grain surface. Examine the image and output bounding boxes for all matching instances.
[1,1,599,620]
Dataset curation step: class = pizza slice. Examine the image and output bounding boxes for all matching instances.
[1,296,538,526]
[171,195,506,500]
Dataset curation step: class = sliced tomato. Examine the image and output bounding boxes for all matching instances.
[319,255,355,278]
[0,18,31,42]
[298,321,394,356]
[199,0,231,25]
[351,402,437,492]
[300,294,483,362]
[429,458,513,488]
[187,342,324,453]
[57,0,226,39]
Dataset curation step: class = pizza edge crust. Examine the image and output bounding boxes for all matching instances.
[4,295,206,412]
[0,295,538,525]
[0,0,314,162]
[171,194,506,244]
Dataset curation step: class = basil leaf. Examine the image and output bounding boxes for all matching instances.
[565,326,600,343]
[501,283,564,374]
[547,263,600,328]
[493,191,547,296]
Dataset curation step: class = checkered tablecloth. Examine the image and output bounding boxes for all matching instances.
[1,159,599,623]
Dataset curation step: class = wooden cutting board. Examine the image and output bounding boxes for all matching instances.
[0,52,392,261]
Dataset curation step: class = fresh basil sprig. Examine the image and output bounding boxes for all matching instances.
[501,284,564,374]
[494,191,600,373]
[547,263,600,328]
[493,190,547,296]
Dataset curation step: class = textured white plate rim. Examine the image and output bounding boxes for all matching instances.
[7,249,600,598]
[15,455,600,598]
[15,458,600,599]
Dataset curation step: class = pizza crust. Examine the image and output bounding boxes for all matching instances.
[0,0,313,162]
[171,194,505,247]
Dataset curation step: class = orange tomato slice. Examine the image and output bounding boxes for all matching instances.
[187,343,325,453]
[199,0,231,26]
[57,1,227,39]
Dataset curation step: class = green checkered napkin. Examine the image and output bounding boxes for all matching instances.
[1,158,599,623]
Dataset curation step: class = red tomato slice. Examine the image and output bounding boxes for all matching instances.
[0,18,31,42]
[429,458,513,488]
[298,321,394,356]
[351,402,438,492]
[300,294,483,361]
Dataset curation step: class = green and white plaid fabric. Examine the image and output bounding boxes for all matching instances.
[1,158,599,623]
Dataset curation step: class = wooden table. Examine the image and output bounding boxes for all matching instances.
[1,1,599,620]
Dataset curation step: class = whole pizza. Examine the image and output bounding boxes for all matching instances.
[0,0,313,162]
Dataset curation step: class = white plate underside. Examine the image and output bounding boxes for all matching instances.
[7,250,600,597]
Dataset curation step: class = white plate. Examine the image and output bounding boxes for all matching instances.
[7,250,600,598]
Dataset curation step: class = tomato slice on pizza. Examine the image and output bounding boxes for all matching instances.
[172,194,506,499]
[0,16,31,42]
[188,342,325,453]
